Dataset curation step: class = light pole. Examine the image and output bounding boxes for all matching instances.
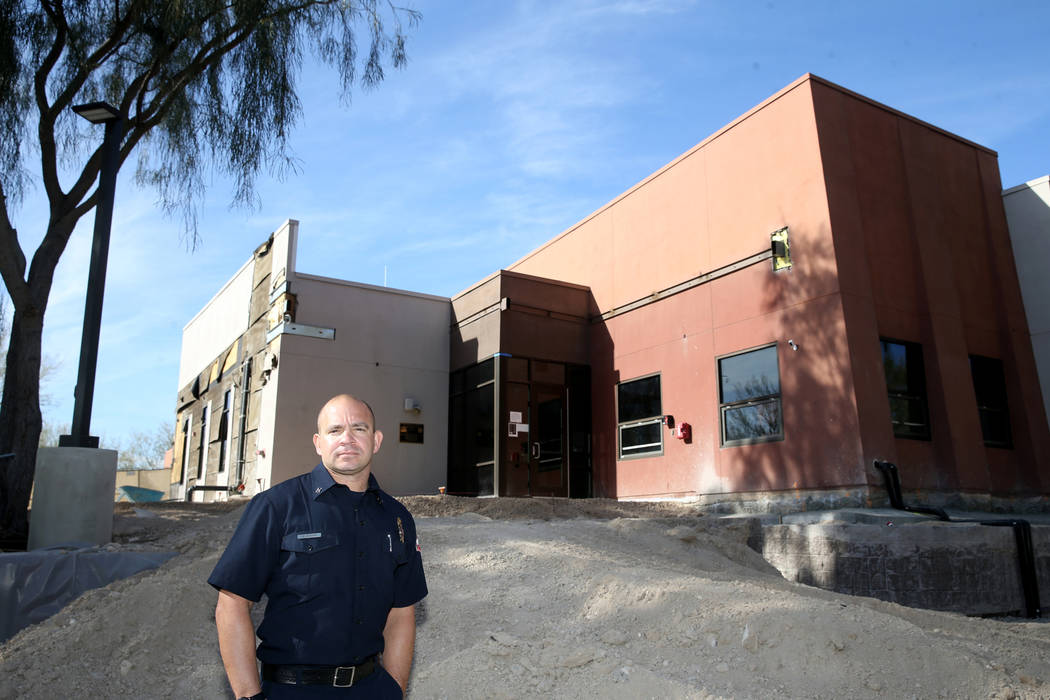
[59,101,123,449]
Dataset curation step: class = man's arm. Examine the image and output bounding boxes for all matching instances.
[215,589,262,697]
[382,604,417,694]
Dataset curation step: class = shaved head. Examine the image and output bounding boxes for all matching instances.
[316,394,375,432]
[313,394,383,488]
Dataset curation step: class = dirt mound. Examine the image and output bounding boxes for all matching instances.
[399,494,704,520]
[2,500,1048,699]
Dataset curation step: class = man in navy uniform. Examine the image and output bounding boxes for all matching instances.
[210,394,427,699]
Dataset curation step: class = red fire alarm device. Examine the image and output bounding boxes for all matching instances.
[674,423,691,441]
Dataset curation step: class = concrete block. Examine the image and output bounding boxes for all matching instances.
[759,519,1049,616]
[29,447,118,550]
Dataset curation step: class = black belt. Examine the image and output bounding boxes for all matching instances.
[262,656,377,687]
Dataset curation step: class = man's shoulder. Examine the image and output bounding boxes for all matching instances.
[252,469,312,506]
[375,489,417,522]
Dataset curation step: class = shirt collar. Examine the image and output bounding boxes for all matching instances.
[308,463,383,501]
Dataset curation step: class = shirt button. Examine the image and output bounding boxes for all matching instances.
[358,585,366,591]
[359,520,366,526]
[358,551,365,558]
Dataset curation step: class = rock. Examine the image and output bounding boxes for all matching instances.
[559,650,597,668]
[489,632,518,647]
[601,629,629,646]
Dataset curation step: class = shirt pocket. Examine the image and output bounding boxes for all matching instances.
[278,531,341,599]
[369,531,409,604]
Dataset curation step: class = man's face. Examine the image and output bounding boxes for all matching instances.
[313,396,384,480]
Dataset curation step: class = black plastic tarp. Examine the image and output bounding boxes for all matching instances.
[0,546,177,642]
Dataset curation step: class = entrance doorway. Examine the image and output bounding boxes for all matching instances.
[499,358,589,498]
[449,357,590,498]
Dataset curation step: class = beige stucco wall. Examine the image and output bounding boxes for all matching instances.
[267,274,451,496]
[178,261,254,388]
[1004,175,1050,424]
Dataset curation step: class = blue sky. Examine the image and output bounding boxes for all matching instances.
[8,0,1050,451]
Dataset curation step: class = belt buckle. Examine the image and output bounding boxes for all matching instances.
[333,665,356,688]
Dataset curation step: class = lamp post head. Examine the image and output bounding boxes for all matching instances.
[72,101,120,124]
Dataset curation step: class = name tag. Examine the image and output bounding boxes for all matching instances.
[297,532,322,540]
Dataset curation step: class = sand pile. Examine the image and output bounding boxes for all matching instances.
[1,498,1048,699]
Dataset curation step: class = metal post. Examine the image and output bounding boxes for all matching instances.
[60,104,122,449]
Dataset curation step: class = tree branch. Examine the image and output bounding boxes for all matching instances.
[35,0,71,202]
[46,0,147,119]
[0,181,30,310]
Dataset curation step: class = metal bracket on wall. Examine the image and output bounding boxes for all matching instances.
[595,248,774,322]
[266,322,335,344]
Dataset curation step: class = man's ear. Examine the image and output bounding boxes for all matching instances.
[372,430,384,454]
[313,433,322,456]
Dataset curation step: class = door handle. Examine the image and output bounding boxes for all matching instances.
[531,442,540,459]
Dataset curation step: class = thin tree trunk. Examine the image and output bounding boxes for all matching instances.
[0,304,44,541]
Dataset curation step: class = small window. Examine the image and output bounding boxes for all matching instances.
[718,345,783,446]
[969,355,1012,448]
[617,374,662,459]
[881,339,930,440]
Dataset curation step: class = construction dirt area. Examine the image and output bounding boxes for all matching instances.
[1,496,1049,699]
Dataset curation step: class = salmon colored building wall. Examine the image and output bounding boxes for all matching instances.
[508,74,1050,505]
[812,80,1050,500]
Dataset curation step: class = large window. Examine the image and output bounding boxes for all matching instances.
[881,339,930,440]
[969,355,1012,448]
[196,404,209,479]
[180,415,191,486]
[217,389,232,473]
[718,345,783,446]
[448,359,495,495]
[617,374,662,459]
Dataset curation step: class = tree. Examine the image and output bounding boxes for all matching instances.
[37,419,67,448]
[0,296,7,392]
[112,420,174,470]
[0,1,418,540]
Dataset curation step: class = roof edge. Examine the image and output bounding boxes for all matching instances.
[505,73,1000,273]
[1003,174,1050,196]
[805,73,998,156]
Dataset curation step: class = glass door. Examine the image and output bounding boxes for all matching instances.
[530,383,567,497]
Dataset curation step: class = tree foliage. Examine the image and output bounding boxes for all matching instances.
[112,420,174,470]
[0,0,418,539]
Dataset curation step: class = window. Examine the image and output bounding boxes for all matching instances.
[617,374,662,459]
[969,355,1012,448]
[180,415,191,485]
[881,339,930,440]
[448,359,495,495]
[536,394,563,471]
[718,345,783,446]
[197,404,209,479]
[217,390,232,473]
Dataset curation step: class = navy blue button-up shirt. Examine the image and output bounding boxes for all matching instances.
[208,465,428,665]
